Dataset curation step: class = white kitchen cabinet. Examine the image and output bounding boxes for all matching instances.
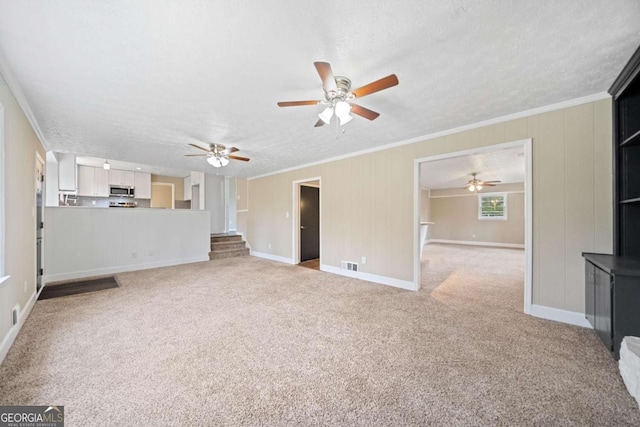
[108,170,121,186]
[134,172,151,199]
[77,165,109,197]
[109,169,135,186]
[191,171,203,186]
[95,168,109,197]
[183,176,192,201]
[58,153,77,191]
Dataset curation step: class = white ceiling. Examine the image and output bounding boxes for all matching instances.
[0,1,638,178]
[420,145,524,189]
[76,156,190,178]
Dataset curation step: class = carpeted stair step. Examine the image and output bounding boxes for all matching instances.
[209,233,250,260]
[209,247,250,260]
[210,234,243,243]
[211,240,247,251]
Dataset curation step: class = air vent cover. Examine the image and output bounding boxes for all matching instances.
[341,261,358,272]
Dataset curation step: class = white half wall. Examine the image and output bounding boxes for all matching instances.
[43,207,211,282]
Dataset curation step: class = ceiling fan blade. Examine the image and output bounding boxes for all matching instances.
[482,183,498,186]
[482,181,502,184]
[277,100,320,107]
[225,147,239,154]
[350,104,380,121]
[188,143,211,152]
[228,155,250,162]
[314,61,337,92]
[314,119,325,127]
[184,154,208,157]
[351,74,399,98]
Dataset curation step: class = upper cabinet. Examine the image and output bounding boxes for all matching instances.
[109,169,135,187]
[77,165,109,197]
[611,45,640,257]
[58,153,77,191]
[134,172,151,199]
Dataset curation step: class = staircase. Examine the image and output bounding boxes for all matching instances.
[209,233,250,260]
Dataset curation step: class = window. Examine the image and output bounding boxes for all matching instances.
[478,193,507,220]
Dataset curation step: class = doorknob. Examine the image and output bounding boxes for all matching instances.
[300,226,306,229]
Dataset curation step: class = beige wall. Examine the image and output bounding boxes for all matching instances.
[151,183,174,208]
[0,77,46,355]
[151,174,184,200]
[429,186,524,244]
[247,98,612,313]
[237,177,248,211]
[420,189,431,222]
[236,178,248,240]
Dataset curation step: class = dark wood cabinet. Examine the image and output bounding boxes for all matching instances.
[583,45,640,359]
[613,45,640,257]
[583,253,640,359]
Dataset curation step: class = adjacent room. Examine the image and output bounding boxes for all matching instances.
[419,144,526,311]
[1,2,640,425]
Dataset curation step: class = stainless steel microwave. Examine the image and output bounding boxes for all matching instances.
[109,185,135,198]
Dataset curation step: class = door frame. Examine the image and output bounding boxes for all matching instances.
[292,177,322,264]
[35,151,45,293]
[413,138,533,314]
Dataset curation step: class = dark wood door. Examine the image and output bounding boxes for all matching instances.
[300,186,319,262]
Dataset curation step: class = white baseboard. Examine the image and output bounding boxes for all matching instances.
[320,264,416,291]
[529,304,591,328]
[250,251,295,264]
[0,290,38,364]
[43,256,210,283]
[428,239,525,249]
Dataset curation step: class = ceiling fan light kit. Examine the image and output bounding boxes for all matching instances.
[278,61,398,127]
[185,143,250,168]
[465,173,500,192]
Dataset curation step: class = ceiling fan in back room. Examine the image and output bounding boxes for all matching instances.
[465,173,501,192]
[277,62,399,127]
[184,143,250,168]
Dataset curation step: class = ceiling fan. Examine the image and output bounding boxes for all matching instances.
[277,61,399,127]
[184,143,250,168]
[465,173,501,192]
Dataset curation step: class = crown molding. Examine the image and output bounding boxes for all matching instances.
[0,50,48,149]
[249,91,610,180]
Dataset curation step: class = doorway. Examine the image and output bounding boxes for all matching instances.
[35,153,44,292]
[413,139,532,313]
[293,178,321,269]
[151,183,175,209]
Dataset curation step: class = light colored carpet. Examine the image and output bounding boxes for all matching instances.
[1,244,639,426]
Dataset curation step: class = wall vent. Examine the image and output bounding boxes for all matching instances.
[341,261,358,272]
[12,304,20,326]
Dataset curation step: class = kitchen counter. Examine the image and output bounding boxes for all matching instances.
[44,206,211,283]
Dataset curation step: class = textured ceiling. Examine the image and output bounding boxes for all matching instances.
[0,1,639,178]
[420,145,524,189]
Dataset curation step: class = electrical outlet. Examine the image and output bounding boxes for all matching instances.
[361,256,367,264]
[131,252,137,259]
[92,200,96,205]
[23,280,27,293]
[472,234,476,238]
[285,212,289,218]
[268,243,272,250]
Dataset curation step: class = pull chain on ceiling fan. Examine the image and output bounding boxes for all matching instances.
[277,61,399,127]
[184,143,250,168]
